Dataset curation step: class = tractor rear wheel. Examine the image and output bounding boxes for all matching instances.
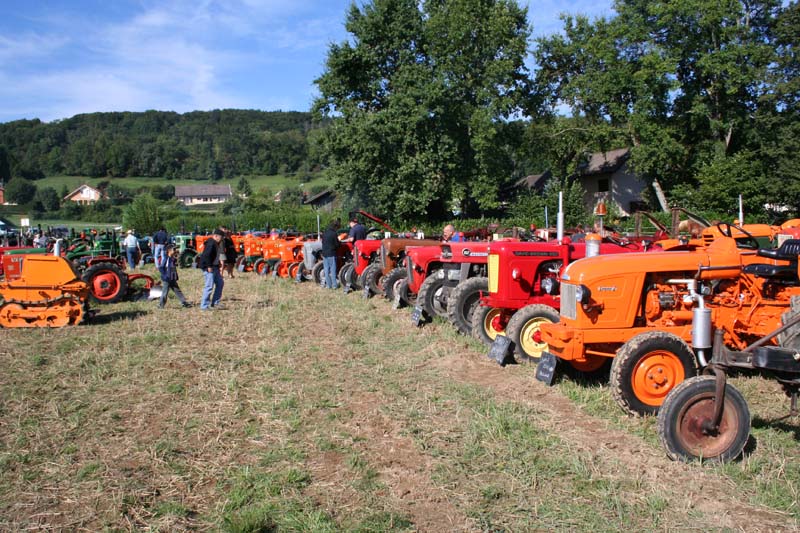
[658,375,750,462]
[611,331,697,416]
[471,305,508,346]
[82,262,128,304]
[363,264,384,296]
[504,304,559,363]
[311,261,325,286]
[382,267,407,300]
[447,277,487,336]
[417,273,448,319]
[179,250,197,268]
[288,262,301,280]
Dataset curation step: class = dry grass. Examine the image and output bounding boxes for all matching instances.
[1,267,799,531]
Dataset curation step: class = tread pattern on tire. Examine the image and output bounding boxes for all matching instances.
[382,267,407,300]
[82,262,128,304]
[657,375,750,462]
[417,272,448,319]
[447,277,487,336]
[504,303,559,362]
[610,330,697,417]
[471,305,504,346]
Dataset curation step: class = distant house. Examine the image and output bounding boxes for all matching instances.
[515,170,553,194]
[64,184,104,205]
[574,148,647,216]
[303,189,336,212]
[174,184,233,206]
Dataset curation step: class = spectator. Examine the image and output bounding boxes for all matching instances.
[442,224,462,242]
[158,245,191,309]
[198,229,225,310]
[123,230,141,270]
[321,219,341,289]
[222,228,238,279]
[343,216,367,245]
[33,232,48,248]
[152,226,169,268]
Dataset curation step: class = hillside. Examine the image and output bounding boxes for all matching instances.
[0,109,322,182]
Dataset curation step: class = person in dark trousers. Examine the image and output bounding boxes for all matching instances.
[198,229,225,310]
[158,245,191,308]
[152,226,169,268]
[321,219,341,289]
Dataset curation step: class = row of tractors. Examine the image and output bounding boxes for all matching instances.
[296,210,800,465]
[3,209,800,465]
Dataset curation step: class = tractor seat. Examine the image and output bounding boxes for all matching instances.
[744,239,800,282]
[757,239,800,261]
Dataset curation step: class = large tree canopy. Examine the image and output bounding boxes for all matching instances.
[314,0,532,222]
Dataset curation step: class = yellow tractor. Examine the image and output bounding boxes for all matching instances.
[0,254,90,328]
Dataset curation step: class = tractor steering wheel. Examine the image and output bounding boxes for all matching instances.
[715,222,760,250]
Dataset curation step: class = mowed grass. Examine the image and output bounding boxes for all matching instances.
[1,268,799,531]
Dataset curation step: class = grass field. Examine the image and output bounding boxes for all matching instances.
[1,269,799,531]
[33,173,331,194]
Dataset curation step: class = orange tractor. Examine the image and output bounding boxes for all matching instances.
[539,222,790,416]
[0,254,91,327]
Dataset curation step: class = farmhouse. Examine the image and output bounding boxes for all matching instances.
[302,189,336,212]
[63,184,104,205]
[174,184,233,206]
[575,148,647,216]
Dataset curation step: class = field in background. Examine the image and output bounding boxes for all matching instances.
[33,173,332,194]
[1,270,798,531]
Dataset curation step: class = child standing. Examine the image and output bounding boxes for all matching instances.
[159,245,192,309]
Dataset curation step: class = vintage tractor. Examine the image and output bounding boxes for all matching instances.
[477,233,654,358]
[368,237,442,301]
[0,254,91,327]
[539,222,788,416]
[405,240,493,333]
[173,234,198,268]
[236,233,267,272]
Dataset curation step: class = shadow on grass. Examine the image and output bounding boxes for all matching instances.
[751,415,800,442]
[90,310,149,325]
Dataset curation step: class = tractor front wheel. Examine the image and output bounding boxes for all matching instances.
[504,304,559,363]
[338,262,355,289]
[382,267,407,301]
[179,250,197,268]
[447,277,488,336]
[82,262,128,304]
[253,258,269,276]
[611,331,697,416]
[311,261,325,286]
[417,273,448,319]
[471,305,508,346]
[657,375,750,462]
[363,264,383,296]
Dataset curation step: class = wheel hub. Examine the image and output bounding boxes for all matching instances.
[632,351,685,406]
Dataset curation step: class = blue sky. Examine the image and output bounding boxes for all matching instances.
[0,0,613,123]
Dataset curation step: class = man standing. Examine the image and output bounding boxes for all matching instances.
[344,216,367,245]
[198,229,225,310]
[321,219,341,289]
[123,230,141,270]
[152,226,169,268]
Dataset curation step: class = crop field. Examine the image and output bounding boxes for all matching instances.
[1,268,799,531]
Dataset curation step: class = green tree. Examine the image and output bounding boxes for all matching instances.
[123,194,163,234]
[32,186,61,212]
[236,176,253,196]
[5,178,37,204]
[314,0,532,222]
[509,178,589,228]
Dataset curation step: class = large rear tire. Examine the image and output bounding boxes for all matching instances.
[417,272,448,319]
[82,262,128,304]
[179,250,197,268]
[611,331,697,416]
[504,304,559,363]
[658,375,750,462]
[447,277,487,336]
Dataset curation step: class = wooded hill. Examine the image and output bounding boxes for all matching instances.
[0,110,320,181]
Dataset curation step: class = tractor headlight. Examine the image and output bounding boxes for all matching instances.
[542,277,559,295]
[575,284,591,304]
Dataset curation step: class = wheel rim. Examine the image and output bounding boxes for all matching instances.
[518,316,554,359]
[631,351,686,406]
[483,308,505,341]
[90,271,122,300]
[674,391,742,459]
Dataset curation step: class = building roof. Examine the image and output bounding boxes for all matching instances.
[515,170,552,191]
[579,148,631,176]
[174,184,233,198]
[303,189,335,205]
[63,183,103,201]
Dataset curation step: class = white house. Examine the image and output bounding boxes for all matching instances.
[63,184,104,205]
[174,184,233,206]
